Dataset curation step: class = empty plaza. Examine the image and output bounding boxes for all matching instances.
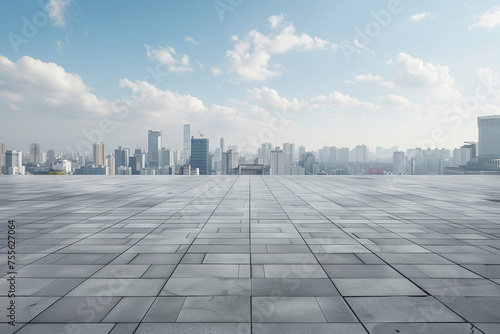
[0,175,499,333]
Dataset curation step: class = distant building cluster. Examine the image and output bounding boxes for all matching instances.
[1,115,499,176]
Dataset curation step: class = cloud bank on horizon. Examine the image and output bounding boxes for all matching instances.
[1,0,500,153]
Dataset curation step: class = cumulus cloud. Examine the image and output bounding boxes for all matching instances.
[378,94,411,106]
[305,91,377,110]
[211,66,222,77]
[145,45,194,72]
[469,6,500,29]
[246,86,376,115]
[247,86,300,114]
[185,36,199,44]
[0,55,108,116]
[354,74,383,82]
[46,0,72,27]
[410,12,433,22]
[391,52,462,102]
[225,15,337,81]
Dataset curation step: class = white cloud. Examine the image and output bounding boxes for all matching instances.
[469,6,500,29]
[211,66,222,77]
[46,0,72,27]
[378,94,411,106]
[477,67,500,97]
[225,15,337,82]
[0,55,108,117]
[145,45,194,72]
[185,36,199,44]
[118,79,205,115]
[247,86,300,113]
[354,74,383,82]
[410,12,433,22]
[305,91,377,110]
[267,14,286,30]
[392,52,462,102]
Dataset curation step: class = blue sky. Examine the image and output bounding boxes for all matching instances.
[1,0,500,153]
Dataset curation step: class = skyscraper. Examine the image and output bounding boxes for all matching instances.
[46,149,55,163]
[338,147,350,163]
[161,148,174,167]
[220,137,225,155]
[183,124,191,163]
[93,142,106,166]
[393,151,406,174]
[222,150,238,175]
[270,147,285,175]
[478,115,500,157]
[352,145,369,163]
[148,130,162,168]
[283,142,295,164]
[298,145,306,161]
[191,137,209,175]
[6,150,24,175]
[0,143,6,174]
[30,143,41,164]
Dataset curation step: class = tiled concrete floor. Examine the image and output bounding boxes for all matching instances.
[0,175,499,333]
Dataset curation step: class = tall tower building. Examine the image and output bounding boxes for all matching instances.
[191,137,209,175]
[392,151,406,174]
[148,130,162,168]
[283,142,295,164]
[93,142,106,166]
[270,147,285,175]
[161,148,174,167]
[478,115,500,157]
[30,143,41,164]
[183,124,191,163]
[6,150,24,175]
[0,143,6,173]
[220,137,225,155]
[222,150,238,175]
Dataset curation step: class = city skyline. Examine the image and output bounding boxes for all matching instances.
[1,1,500,152]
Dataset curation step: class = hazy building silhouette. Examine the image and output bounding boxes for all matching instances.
[93,142,106,167]
[270,147,285,175]
[0,143,6,173]
[183,124,191,163]
[30,143,41,164]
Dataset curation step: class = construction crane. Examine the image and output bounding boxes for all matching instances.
[199,131,204,137]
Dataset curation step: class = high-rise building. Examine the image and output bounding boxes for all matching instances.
[270,147,285,175]
[107,157,115,175]
[161,148,174,167]
[220,137,225,155]
[261,143,272,165]
[352,145,369,163]
[93,142,106,166]
[452,147,472,166]
[283,142,295,164]
[6,150,24,175]
[148,130,162,168]
[0,143,6,174]
[114,146,130,174]
[478,115,500,157]
[222,150,238,175]
[329,147,338,164]
[191,137,209,175]
[298,145,306,161]
[183,124,191,163]
[338,147,350,163]
[46,149,55,163]
[392,151,406,174]
[30,143,41,164]
[134,148,146,169]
